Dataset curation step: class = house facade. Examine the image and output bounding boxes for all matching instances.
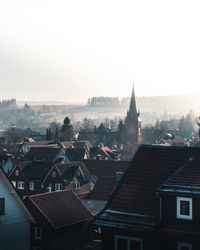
[0,167,34,250]
[24,190,93,250]
[94,145,200,250]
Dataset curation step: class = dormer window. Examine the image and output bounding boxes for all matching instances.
[177,197,192,220]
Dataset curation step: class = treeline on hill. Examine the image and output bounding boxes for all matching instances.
[88,96,200,114]
[87,96,132,107]
[88,97,120,106]
[0,98,16,108]
[0,99,47,132]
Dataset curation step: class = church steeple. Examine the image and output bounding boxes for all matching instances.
[127,82,138,121]
[123,81,142,159]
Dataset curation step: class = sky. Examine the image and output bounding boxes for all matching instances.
[0,0,200,102]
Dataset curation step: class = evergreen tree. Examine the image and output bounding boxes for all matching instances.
[117,120,126,144]
[60,117,74,141]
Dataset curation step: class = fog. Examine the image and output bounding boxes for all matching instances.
[1,0,200,101]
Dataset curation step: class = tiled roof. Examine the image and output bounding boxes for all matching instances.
[89,176,117,201]
[22,160,53,181]
[26,189,93,229]
[107,145,200,218]
[0,144,19,153]
[66,148,87,161]
[158,157,200,194]
[55,161,90,183]
[61,140,92,150]
[25,146,63,161]
[82,160,129,178]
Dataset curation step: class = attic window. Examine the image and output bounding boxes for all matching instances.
[29,182,34,191]
[177,197,192,220]
[15,169,19,176]
[17,181,25,190]
[73,182,80,190]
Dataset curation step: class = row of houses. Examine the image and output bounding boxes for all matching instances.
[0,140,129,250]
[94,145,200,250]
[2,143,200,249]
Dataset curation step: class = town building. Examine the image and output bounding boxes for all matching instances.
[123,83,142,158]
[24,189,93,250]
[0,166,34,250]
[94,145,200,250]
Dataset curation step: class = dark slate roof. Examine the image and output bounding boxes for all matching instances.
[158,157,200,195]
[89,176,117,201]
[66,148,87,161]
[23,140,56,146]
[61,140,92,150]
[26,190,93,229]
[106,145,200,217]
[82,160,129,177]
[25,146,63,161]
[0,144,19,153]
[55,161,90,183]
[22,160,53,181]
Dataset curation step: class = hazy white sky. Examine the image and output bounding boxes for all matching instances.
[0,0,200,102]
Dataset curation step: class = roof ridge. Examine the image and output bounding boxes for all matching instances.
[28,189,73,198]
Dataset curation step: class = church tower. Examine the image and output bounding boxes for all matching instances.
[124,83,141,157]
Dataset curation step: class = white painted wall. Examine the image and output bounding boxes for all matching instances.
[0,170,31,250]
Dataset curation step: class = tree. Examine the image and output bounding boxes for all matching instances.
[60,117,74,141]
[117,120,126,144]
[6,125,24,143]
[49,122,61,139]
[178,111,196,138]
[96,123,107,133]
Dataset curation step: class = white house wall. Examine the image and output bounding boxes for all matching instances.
[0,172,31,250]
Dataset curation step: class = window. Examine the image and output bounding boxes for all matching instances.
[55,183,62,191]
[15,169,19,176]
[177,242,192,250]
[46,187,51,192]
[35,227,42,240]
[52,171,56,177]
[177,197,192,220]
[41,183,44,188]
[17,181,25,190]
[0,198,5,215]
[29,182,34,190]
[114,235,142,250]
[73,182,80,190]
